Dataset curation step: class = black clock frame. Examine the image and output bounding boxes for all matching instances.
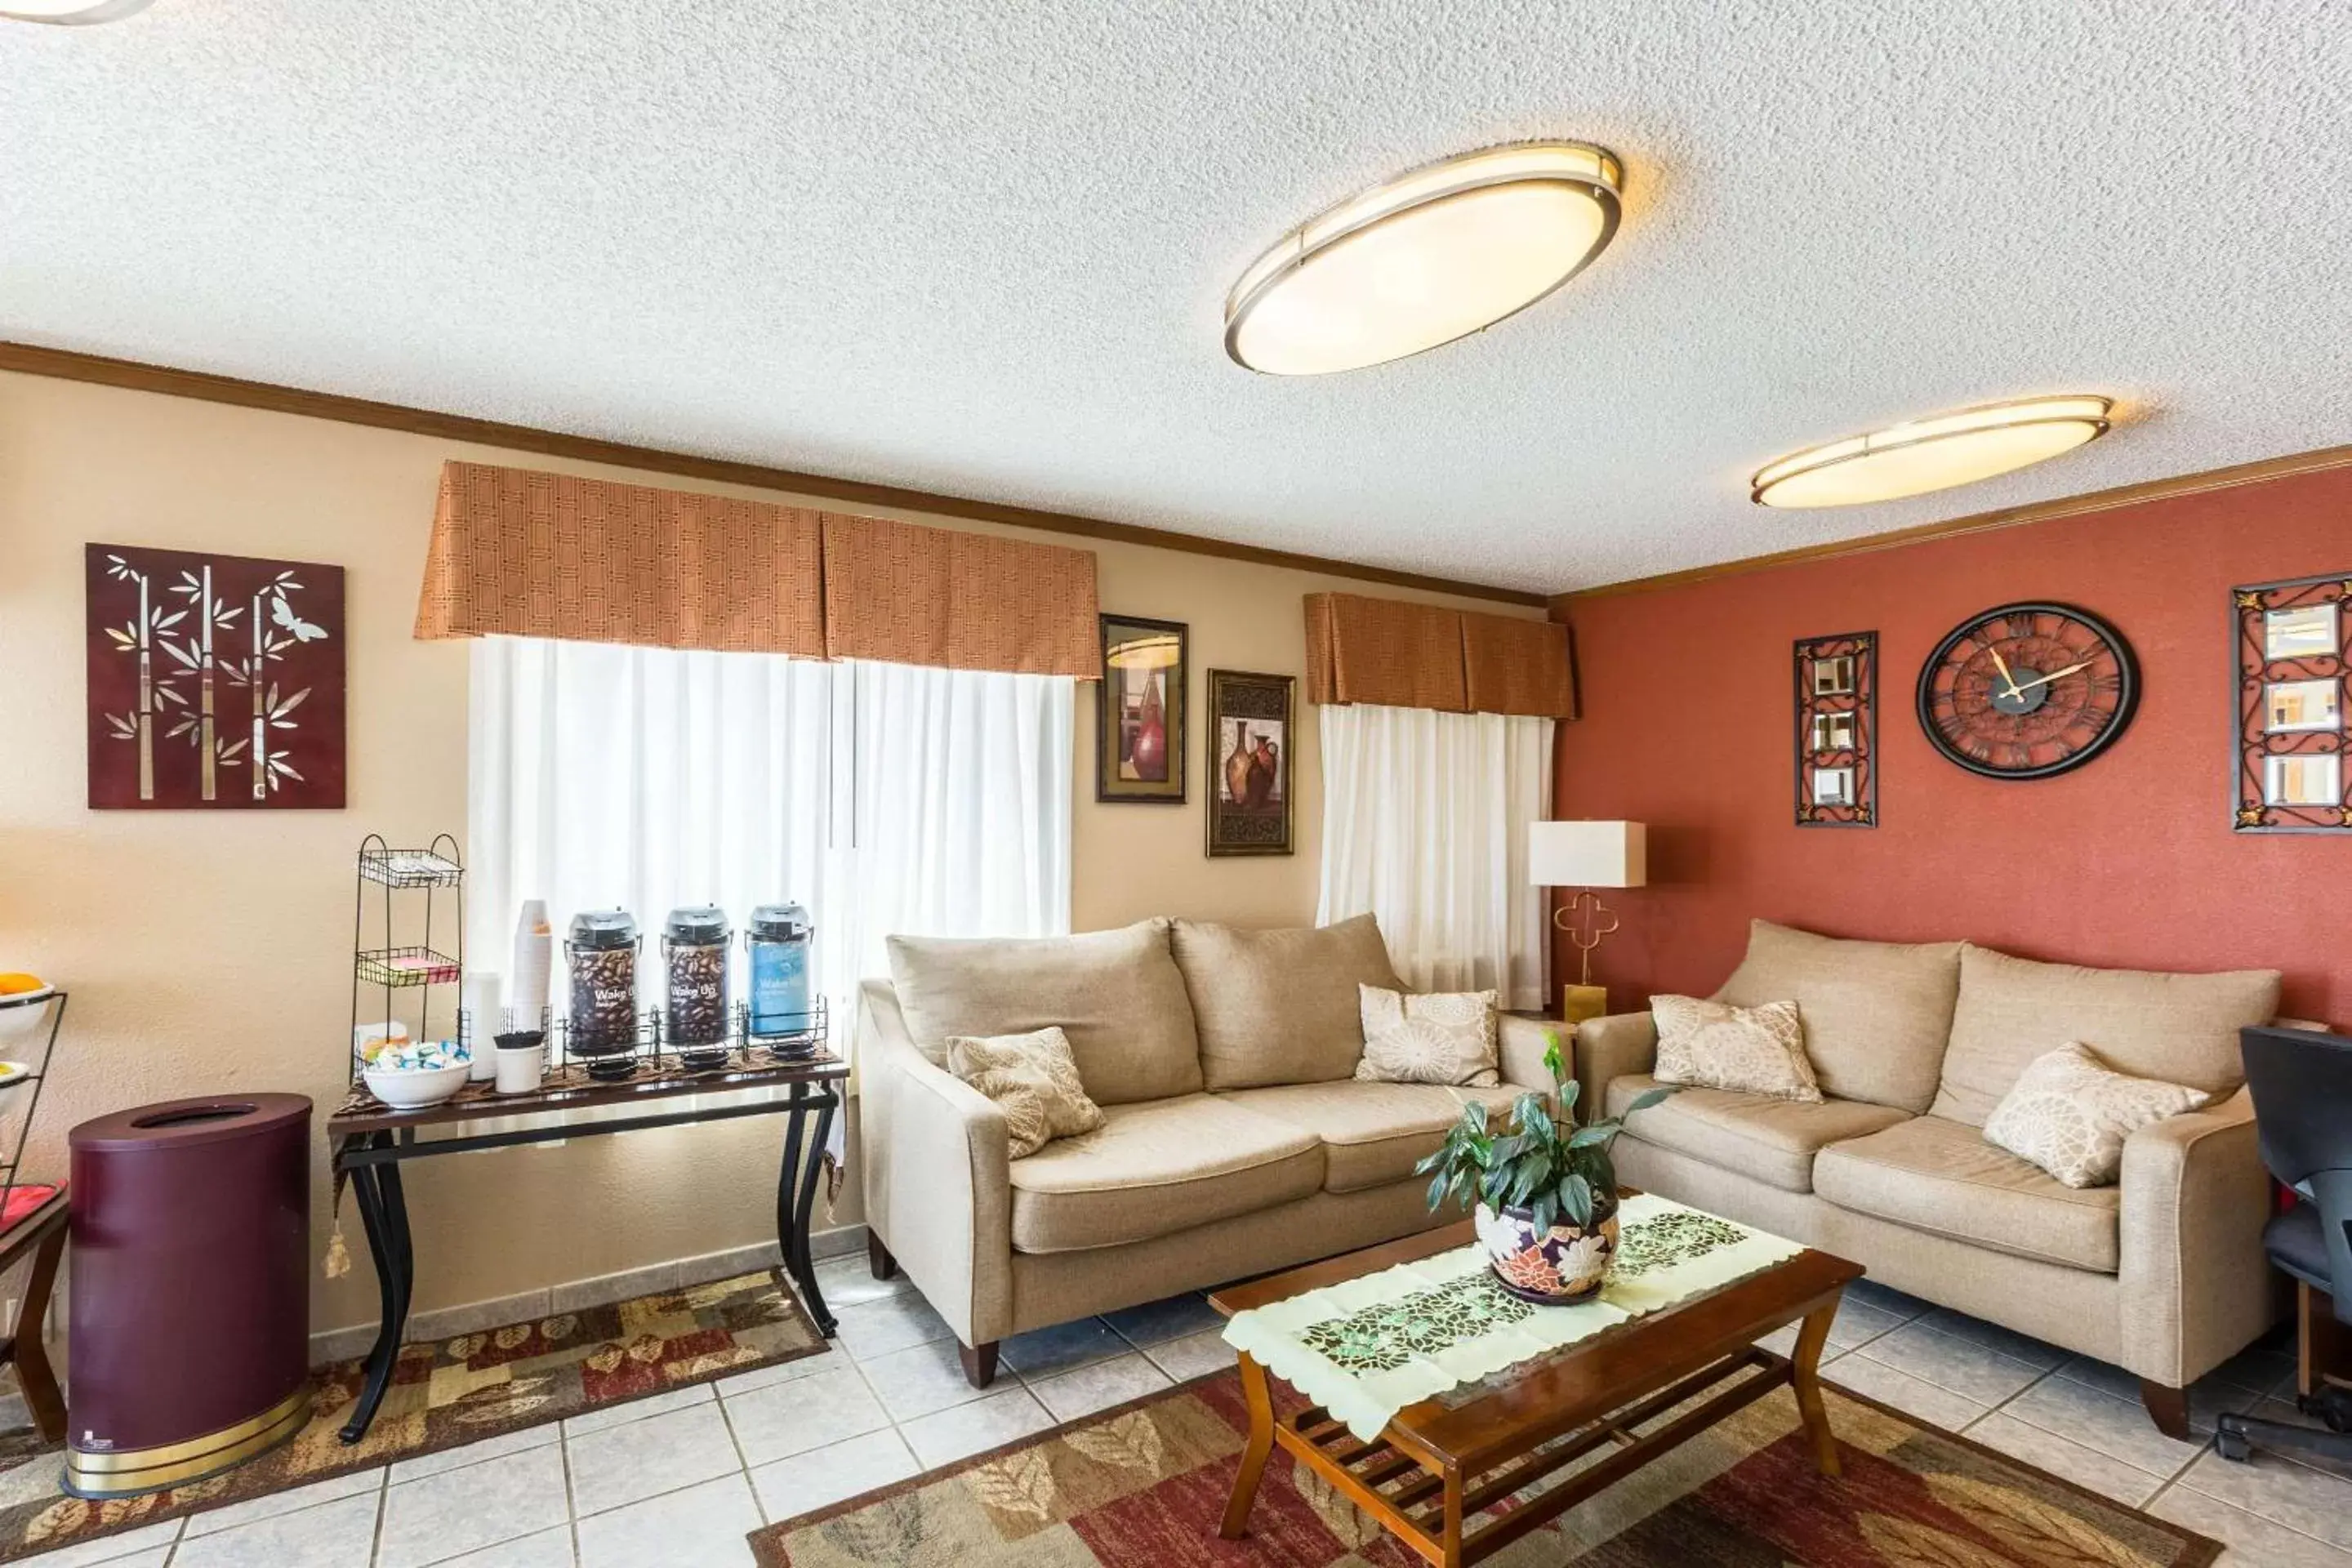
[1913,600,2141,780]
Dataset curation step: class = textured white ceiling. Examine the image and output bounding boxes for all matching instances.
[4,2,2348,592]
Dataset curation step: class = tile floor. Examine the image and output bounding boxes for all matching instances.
[24,1264,2352,1566]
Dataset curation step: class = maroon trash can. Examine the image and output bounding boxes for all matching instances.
[65,1094,311,1498]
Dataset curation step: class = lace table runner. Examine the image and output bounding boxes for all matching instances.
[1220,1193,1807,1442]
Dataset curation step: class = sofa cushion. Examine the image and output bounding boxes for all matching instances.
[1217,1081,1523,1194]
[1606,1073,1910,1193]
[1813,1116,2123,1272]
[1714,920,1962,1114]
[887,920,1202,1107]
[1930,944,2281,1128]
[1005,1094,1323,1253]
[1171,915,1404,1091]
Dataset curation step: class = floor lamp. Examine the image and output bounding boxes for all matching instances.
[1529,821,1646,1026]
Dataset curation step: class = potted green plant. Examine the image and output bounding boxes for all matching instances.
[1414,1033,1673,1303]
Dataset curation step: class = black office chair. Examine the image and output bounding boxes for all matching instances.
[2214,1024,2352,1464]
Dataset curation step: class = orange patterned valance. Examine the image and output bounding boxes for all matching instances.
[1304,592,1575,719]
[821,513,1099,678]
[416,464,1101,677]
[416,463,826,656]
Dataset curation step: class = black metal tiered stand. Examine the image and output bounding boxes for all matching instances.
[328,839,844,1445]
[0,987,70,1441]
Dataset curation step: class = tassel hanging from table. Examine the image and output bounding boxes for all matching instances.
[323,1169,352,1279]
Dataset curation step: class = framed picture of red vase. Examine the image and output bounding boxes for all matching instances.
[1096,614,1187,804]
[84,542,346,810]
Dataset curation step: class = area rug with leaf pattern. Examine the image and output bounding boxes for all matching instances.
[0,1267,824,1563]
[749,1367,2220,1566]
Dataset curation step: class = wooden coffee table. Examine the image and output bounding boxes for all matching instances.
[1209,1218,1863,1568]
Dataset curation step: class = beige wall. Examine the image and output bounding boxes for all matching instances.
[0,368,1534,1335]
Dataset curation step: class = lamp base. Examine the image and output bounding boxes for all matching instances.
[1559,983,1610,1028]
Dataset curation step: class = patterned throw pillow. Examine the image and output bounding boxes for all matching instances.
[946,1026,1104,1159]
[1983,1041,2212,1189]
[1354,987,1500,1087]
[1650,996,1822,1103]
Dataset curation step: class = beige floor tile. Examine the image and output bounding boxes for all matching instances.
[1756,1324,1798,1358]
[376,1442,568,1568]
[1967,1412,2165,1507]
[564,1400,742,1517]
[811,1254,913,1313]
[1913,1307,2069,1370]
[831,1293,953,1361]
[171,1491,381,1568]
[749,1428,920,1525]
[1823,1351,1989,1433]
[575,1472,760,1568]
[721,1365,890,1467]
[13,1519,182,1567]
[1142,1327,1234,1383]
[1102,1293,1222,1348]
[1842,1279,1934,1320]
[715,1344,847,1398]
[559,1380,714,1441]
[388,1422,560,1485]
[2052,1353,2145,1404]
[2152,1481,2352,1567]
[1028,1352,1174,1422]
[1825,1297,1905,1351]
[1001,1317,1128,1379]
[1855,1321,2049,1407]
[430,1526,578,1567]
[180,1468,382,1539]
[2002,1372,2209,1480]
[899,1387,1057,1468]
[858,1336,996,1421]
[2176,1446,2352,1550]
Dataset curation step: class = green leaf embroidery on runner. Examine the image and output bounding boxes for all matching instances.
[1611,1210,1748,1279]
[1298,1273,1535,1372]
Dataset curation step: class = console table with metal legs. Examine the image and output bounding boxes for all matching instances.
[326,1054,848,1444]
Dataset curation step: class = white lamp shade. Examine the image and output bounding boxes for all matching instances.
[1529,821,1646,889]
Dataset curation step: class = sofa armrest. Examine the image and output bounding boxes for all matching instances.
[1497,1015,1566,1096]
[2118,1087,2278,1388]
[856,981,1015,1347]
[1572,1012,1658,1126]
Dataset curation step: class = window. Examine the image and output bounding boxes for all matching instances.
[1316,704,1553,1009]
[466,637,1073,1049]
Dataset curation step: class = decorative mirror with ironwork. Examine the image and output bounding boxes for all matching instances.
[1794,631,1876,826]
[2234,574,2351,833]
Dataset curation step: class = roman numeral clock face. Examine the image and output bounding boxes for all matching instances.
[1915,602,2140,779]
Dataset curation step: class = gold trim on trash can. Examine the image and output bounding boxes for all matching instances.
[64,1385,310,1498]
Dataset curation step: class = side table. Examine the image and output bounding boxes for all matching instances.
[327,1052,848,1444]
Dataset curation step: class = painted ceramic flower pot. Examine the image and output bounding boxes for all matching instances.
[1474,1194,1621,1305]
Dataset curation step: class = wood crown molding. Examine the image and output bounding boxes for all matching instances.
[1552,441,2352,608]
[0,341,1546,609]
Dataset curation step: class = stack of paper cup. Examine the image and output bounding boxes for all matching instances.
[507,899,552,1027]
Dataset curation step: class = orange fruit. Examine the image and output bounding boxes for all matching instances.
[0,974,43,995]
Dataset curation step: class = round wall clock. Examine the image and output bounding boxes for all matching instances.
[1915,601,2140,779]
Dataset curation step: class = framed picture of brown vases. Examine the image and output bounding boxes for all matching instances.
[1097,614,1187,804]
[1206,669,1293,857]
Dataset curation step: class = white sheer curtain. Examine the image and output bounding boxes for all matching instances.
[467,636,1072,1049]
[1316,704,1553,1010]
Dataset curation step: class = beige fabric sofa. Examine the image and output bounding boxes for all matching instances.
[1576,920,2283,1437]
[858,915,1556,1387]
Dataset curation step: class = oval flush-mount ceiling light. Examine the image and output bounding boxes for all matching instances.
[0,0,154,20]
[1751,395,2115,508]
[1224,142,1624,376]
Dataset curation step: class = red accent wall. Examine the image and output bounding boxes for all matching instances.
[1552,465,2352,1027]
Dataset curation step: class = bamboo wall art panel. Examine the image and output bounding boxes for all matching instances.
[84,543,346,809]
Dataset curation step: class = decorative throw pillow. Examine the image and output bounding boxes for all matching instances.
[1983,1041,2212,1189]
[1354,987,1500,1087]
[1650,996,1822,1103]
[946,1026,1104,1159]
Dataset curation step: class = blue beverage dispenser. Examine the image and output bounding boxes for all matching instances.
[746,902,815,1057]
